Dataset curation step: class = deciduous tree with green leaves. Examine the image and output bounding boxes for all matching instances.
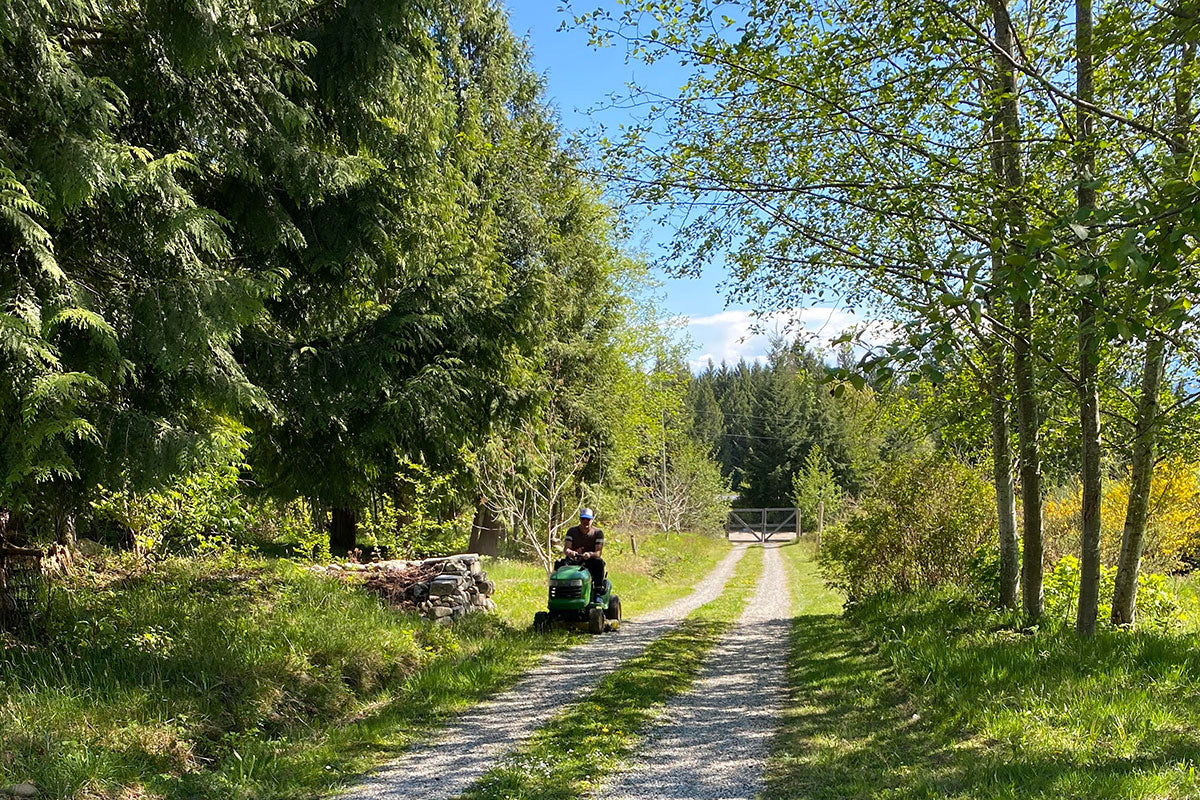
[574,0,1200,625]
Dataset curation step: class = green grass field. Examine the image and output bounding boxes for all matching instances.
[769,541,1200,800]
[0,532,729,800]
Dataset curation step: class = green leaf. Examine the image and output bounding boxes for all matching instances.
[939,292,965,307]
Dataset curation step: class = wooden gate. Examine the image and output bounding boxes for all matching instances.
[725,508,799,542]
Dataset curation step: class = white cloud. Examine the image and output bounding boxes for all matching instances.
[683,307,894,371]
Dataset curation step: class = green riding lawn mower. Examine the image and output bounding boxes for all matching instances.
[533,562,622,634]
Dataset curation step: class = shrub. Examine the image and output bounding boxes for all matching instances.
[357,462,470,559]
[792,444,843,526]
[90,464,253,554]
[1042,554,1181,629]
[819,452,996,600]
[89,458,473,561]
[965,542,1002,601]
[89,465,322,558]
[251,498,328,559]
[1043,458,1200,572]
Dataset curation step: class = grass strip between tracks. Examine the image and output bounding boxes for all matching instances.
[457,545,766,800]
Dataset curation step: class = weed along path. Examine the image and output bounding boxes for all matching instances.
[343,543,751,800]
[597,542,792,800]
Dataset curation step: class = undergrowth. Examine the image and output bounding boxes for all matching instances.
[850,590,1200,798]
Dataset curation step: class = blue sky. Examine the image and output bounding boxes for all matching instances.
[501,2,871,368]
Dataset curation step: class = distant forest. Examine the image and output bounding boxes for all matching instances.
[683,342,887,509]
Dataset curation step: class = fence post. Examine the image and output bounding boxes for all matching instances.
[817,500,825,552]
[760,508,766,542]
[795,507,801,540]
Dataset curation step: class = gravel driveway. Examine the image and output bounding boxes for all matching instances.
[343,543,750,800]
[598,542,791,800]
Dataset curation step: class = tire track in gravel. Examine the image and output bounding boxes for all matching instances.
[598,542,791,800]
[343,544,750,800]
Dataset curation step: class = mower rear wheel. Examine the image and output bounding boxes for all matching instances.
[587,606,606,634]
[605,595,622,621]
[533,611,550,633]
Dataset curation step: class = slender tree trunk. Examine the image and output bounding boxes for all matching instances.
[1015,381,1045,622]
[330,506,357,553]
[54,511,77,548]
[990,333,1020,608]
[1111,29,1194,625]
[817,501,825,551]
[1111,338,1166,624]
[986,103,1020,610]
[1075,0,1103,636]
[1077,294,1103,634]
[991,0,1043,620]
[392,482,415,558]
[0,508,27,546]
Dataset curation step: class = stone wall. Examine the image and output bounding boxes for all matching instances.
[314,553,496,624]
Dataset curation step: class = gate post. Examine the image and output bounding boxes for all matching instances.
[818,500,825,551]
[760,508,766,542]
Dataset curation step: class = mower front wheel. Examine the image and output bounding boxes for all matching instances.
[533,611,551,633]
[587,606,606,634]
[605,595,622,621]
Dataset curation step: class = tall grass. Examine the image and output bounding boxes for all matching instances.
[1171,572,1200,629]
[851,591,1200,798]
[0,532,728,799]
[767,543,1200,800]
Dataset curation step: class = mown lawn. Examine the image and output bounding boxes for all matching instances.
[768,542,1200,800]
[484,530,730,628]
[0,531,728,800]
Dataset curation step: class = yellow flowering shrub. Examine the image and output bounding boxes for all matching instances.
[1043,458,1200,571]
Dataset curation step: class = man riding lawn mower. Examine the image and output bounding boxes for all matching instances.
[533,508,622,634]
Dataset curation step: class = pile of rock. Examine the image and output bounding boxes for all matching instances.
[315,554,497,624]
[414,555,498,623]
